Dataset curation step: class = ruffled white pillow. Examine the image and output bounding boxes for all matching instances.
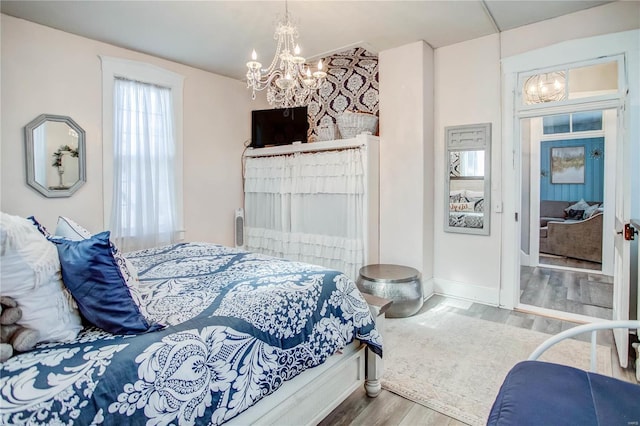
[0,212,82,343]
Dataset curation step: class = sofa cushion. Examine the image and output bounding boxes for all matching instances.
[488,361,640,426]
[540,200,571,219]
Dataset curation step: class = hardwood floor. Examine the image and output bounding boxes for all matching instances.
[539,253,602,271]
[320,295,637,426]
[520,265,613,319]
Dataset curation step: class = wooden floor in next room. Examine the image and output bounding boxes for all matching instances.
[520,265,613,319]
[319,295,635,426]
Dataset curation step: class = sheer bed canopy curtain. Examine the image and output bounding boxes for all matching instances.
[111,77,177,252]
[244,148,365,280]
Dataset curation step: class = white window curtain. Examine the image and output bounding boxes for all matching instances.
[244,148,365,280]
[110,77,177,252]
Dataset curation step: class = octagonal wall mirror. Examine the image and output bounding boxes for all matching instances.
[25,114,86,198]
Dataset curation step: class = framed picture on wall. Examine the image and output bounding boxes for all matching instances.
[551,146,585,184]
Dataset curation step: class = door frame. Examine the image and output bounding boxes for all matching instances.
[523,114,615,275]
[500,29,639,311]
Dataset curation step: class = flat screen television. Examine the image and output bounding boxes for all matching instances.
[251,106,309,148]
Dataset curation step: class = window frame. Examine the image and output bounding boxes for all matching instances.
[100,56,185,239]
[515,54,625,115]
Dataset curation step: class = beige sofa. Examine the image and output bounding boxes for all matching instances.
[539,212,603,263]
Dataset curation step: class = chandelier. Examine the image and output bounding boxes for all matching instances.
[246,2,326,108]
[524,71,567,104]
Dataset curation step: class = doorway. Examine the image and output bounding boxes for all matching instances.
[500,30,639,369]
[518,109,616,320]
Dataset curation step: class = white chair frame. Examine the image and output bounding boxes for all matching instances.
[529,320,640,374]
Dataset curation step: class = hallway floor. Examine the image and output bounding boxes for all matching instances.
[520,265,613,319]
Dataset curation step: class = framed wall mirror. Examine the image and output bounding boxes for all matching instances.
[25,114,86,198]
[445,123,491,235]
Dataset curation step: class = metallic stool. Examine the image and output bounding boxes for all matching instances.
[356,264,423,318]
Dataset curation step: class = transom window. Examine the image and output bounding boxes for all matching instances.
[519,59,619,107]
[542,111,603,135]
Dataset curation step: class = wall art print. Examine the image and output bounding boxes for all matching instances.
[551,146,585,184]
[307,47,379,141]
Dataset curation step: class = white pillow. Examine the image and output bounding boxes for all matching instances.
[464,190,484,199]
[0,212,82,343]
[55,216,92,240]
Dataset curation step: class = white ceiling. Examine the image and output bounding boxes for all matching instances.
[1,1,612,81]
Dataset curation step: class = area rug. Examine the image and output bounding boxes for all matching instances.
[381,310,611,425]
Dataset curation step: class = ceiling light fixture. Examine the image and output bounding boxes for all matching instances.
[246,1,326,108]
[524,71,567,104]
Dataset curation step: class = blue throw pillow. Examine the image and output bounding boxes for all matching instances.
[53,231,163,335]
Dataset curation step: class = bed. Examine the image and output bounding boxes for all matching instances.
[0,238,383,425]
[488,321,640,425]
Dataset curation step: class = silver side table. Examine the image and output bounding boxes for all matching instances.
[356,264,423,318]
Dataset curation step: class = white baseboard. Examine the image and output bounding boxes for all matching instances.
[433,278,499,306]
[520,251,530,267]
[422,277,435,300]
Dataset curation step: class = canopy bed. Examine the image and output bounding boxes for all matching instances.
[0,213,384,425]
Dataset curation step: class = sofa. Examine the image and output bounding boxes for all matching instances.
[539,199,603,263]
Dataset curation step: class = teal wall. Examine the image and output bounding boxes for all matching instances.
[540,137,604,202]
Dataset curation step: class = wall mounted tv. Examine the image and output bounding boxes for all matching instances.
[251,106,309,148]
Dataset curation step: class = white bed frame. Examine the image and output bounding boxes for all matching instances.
[228,295,389,425]
[529,320,640,379]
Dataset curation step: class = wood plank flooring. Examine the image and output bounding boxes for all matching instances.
[320,295,637,426]
[539,253,602,271]
[520,265,613,319]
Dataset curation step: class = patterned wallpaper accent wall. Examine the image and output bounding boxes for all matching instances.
[307,47,379,141]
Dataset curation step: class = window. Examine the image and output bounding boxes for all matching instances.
[543,111,603,135]
[101,57,184,252]
[520,59,619,107]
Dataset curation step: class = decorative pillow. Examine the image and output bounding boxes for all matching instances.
[53,231,162,335]
[564,199,590,214]
[51,216,146,319]
[566,209,585,220]
[465,190,484,199]
[449,190,465,203]
[55,216,92,240]
[583,203,600,220]
[474,199,485,213]
[27,216,52,238]
[0,212,82,343]
[449,202,475,212]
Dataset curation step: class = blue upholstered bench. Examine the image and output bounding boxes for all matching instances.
[488,321,640,426]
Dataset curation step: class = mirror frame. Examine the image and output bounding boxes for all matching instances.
[25,114,86,198]
[444,123,491,235]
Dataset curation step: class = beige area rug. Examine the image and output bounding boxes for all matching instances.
[381,310,611,426]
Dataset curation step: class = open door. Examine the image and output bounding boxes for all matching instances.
[612,105,631,368]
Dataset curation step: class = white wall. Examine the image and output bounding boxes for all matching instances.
[1,14,266,246]
[378,41,434,287]
[434,34,502,304]
[431,1,639,305]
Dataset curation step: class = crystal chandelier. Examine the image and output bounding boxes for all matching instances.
[524,71,567,104]
[246,2,326,108]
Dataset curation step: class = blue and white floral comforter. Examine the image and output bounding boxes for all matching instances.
[0,243,382,425]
